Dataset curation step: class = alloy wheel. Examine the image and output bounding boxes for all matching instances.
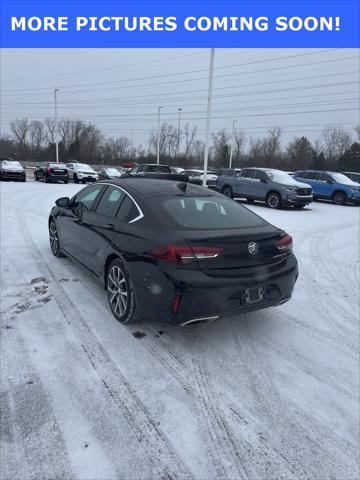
[49,220,60,255]
[107,265,128,318]
[267,193,280,209]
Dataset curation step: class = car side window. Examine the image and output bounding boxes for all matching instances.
[319,173,332,182]
[296,172,305,178]
[130,167,138,175]
[95,186,125,218]
[253,170,267,181]
[305,172,319,180]
[241,169,253,179]
[117,195,140,223]
[73,185,104,211]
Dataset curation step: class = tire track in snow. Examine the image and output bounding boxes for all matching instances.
[17,212,194,480]
[230,315,358,480]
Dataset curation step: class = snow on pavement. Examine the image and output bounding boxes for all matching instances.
[1,181,359,479]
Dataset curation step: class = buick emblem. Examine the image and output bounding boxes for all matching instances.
[248,242,258,255]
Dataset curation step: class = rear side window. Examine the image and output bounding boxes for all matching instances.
[319,173,332,182]
[253,170,267,181]
[305,172,319,180]
[96,186,125,218]
[156,196,265,230]
[117,195,141,223]
[73,185,104,211]
[241,169,253,179]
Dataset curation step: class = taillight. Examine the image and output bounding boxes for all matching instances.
[275,234,293,252]
[47,167,52,174]
[151,245,223,265]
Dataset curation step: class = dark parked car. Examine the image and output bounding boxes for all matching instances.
[48,179,298,326]
[216,167,313,209]
[343,171,360,184]
[293,170,360,205]
[34,162,68,183]
[0,158,26,182]
[98,167,125,180]
[128,164,187,182]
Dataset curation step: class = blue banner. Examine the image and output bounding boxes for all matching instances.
[0,0,359,48]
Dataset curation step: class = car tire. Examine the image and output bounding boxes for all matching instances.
[45,175,51,183]
[34,172,38,181]
[64,180,68,184]
[82,179,86,184]
[106,258,138,324]
[222,186,233,199]
[294,204,305,209]
[22,178,26,182]
[266,192,282,209]
[49,219,64,257]
[74,174,79,184]
[332,191,346,205]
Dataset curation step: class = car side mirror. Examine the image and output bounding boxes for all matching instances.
[327,179,333,184]
[55,197,70,208]
[261,178,268,183]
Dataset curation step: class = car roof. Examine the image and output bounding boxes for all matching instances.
[100,178,219,198]
[343,171,360,175]
[139,163,169,167]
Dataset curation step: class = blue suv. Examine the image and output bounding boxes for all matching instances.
[293,170,360,205]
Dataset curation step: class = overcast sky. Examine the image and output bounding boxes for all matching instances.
[1,48,359,149]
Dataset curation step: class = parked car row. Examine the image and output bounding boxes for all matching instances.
[2,157,360,208]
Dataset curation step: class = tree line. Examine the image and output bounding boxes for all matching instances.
[1,117,359,172]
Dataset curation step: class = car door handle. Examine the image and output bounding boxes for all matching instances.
[104,223,115,231]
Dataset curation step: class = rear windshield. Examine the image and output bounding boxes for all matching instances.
[74,163,93,171]
[153,196,266,230]
[146,165,170,173]
[49,163,67,168]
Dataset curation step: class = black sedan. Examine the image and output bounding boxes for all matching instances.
[35,162,69,183]
[48,179,298,325]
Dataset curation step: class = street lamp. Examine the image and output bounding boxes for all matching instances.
[203,48,215,187]
[54,88,59,163]
[156,106,163,164]
[229,119,237,168]
[177,108,182,157]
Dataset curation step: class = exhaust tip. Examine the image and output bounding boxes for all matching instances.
[179,316,219,327]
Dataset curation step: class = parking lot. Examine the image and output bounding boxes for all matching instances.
[1,179,359,479]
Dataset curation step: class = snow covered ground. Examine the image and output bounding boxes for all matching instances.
[1,180,359,480]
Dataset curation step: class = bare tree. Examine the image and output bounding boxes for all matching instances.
[321,125,352,162]
[354,125,360,142]
[212,130,230,167]
[10,119,30,159]
[44,118,57,144]
[261,127,282,166]
[29,120,46,153]
[183,123,197,159]
[233,129,247,167]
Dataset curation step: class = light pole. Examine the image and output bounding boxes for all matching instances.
[177,108,182,158]
[54,89,59,163]
[203,48,215,187]
[156,106,163,164]
[229,119,237,168]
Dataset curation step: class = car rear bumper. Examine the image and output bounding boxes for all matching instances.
[48,174,68,181]
[130,254,299,325]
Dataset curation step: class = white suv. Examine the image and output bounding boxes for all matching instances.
[66,162,99,184]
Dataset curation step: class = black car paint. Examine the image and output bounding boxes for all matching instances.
[49,179,298,324]
[35,163,69,183]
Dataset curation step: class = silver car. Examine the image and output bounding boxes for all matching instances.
[66,162,99,184]
[216,167,313,209]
